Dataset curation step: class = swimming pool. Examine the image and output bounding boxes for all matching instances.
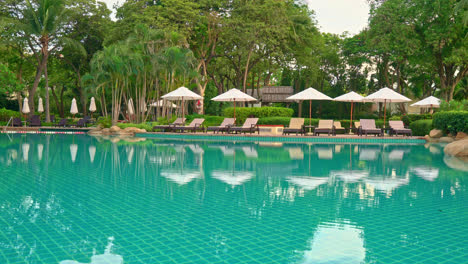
[0,134,466,263]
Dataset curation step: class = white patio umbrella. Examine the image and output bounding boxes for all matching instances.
[37,98,44,113]
[211,88,257,120]
[364,87,411,128]
[286,87,333,130]
[89,97,97,113]
[70,98,78,117]
[334,91,364,132]
[411,96,440,114]
[22,97,30,114]
[161,86,203,117]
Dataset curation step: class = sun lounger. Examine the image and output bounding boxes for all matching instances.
[76,119,86,128]
[206,118,236,134]
[229,118,259,134]
[283,118,305,135]
[333,121,346,134]
[173,118,205,133]
[359,119,383,136]
[12,117,22,127]
[29,115,41,127]
[56,118,68,127]
[354,121,361,135]
[314,120,335,136]
[153,118,186,132]
[389,121,412,136]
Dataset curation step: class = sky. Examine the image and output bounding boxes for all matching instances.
[101,0,370,35]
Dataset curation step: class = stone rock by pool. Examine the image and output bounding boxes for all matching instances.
[429,129,443,138]
[444,138,468,158]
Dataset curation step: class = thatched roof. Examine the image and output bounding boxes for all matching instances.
[246,86,294,102]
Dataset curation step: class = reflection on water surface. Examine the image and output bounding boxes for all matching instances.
[0,134,467,263]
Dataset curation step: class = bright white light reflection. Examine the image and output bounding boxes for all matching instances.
[298,223,365,264]
[60,237,123,264]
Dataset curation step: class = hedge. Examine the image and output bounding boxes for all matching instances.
[185,114,225,127]
[401,114,432,126]
[117,122,156,131]
[223,107,293,124]
[409,120,433,136]
[0,108,21,122]
[433,111,468,135]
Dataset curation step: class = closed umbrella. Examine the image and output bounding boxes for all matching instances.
[411,96,440,114]
[22,98,30,114]
[286,87,333,131]
[364,88,411,128]
[70,98,78,117]
[334,91,364,132]
[161,86,203,117]
[38,98,44,113]
[127,98,135,116]
[89,97,97,113]
[211,88,257,120]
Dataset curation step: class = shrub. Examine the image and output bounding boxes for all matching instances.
[409,120,433,136]
[0,108,21,122]
[185,114,225,127]
[97,116,112,128]
[439,100,468,111]
[223,107,293,124]
[401,114,432,126]
[117,122,154,131]
[433,111,468,135]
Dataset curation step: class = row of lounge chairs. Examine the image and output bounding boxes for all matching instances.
[153,117,412,136]
[10,115,92,128]
[154,118,260,134]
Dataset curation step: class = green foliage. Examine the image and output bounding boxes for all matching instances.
[439,100,468,111]
[409,120,433,136]
[401,114,433,126]
[223,107,293,124]
[0,108,21,122]
[185,114,225,127]
[116,122,154,131]
[433,111,468,134]
[97,116,112,128]
[389,116,401,121]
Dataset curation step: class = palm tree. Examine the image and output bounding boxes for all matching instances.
[23,0,67,120]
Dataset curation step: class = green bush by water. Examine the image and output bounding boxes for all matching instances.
[117,122,155,131]
[433,111,468,134]
[401,114,432,126]
[223,107,293,124]
[0,108,21,122]
[409,120,433,136]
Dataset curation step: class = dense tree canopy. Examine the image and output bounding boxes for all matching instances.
[0,0,466,121]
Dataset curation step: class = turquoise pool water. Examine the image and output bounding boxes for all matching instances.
[0,134,467,263]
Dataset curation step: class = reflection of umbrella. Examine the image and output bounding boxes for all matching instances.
[37,144,43,161]
[162,86,203,117]
[334,91,364,132]
[212,88,257,120]
[89,145,96,163]
[365,178,408,193]
[59,236,123,264]
[89,97,97,113]
[364,88,411,128]
[70,144,78,163]
[22,98,30,114]
[287,176,328,191]
[70,98,78,115]
[212,170,255,186]
[22,143,30,161]
[330,170,368,183]
[242,146,258,158]
[126,146,134,164]
[286,87,332,131]
[161,170,202,185]
[38,98,44,113]
[411,167,439,181]
[359,148,380,161]
[388,149,405,160]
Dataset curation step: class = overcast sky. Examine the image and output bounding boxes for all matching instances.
[101,0,370,35]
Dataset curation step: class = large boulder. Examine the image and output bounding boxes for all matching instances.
[429,129,443,138]
[439,137,454,143]
[88,127,102,135]
[101,128,112,134]
[110,126,121,132]
[424,135,439,143]
[455,132,467,141]
[444,138,468,158]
